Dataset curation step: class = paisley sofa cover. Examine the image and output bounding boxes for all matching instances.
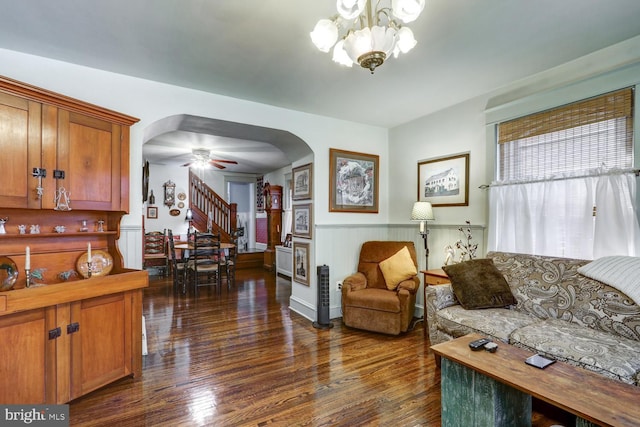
[425,251,640,385]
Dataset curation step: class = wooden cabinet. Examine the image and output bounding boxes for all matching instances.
[263,185,282,271]
[0,75,145,404]
[0,308,54,404]
[0,75,136,213]
[0,272,145,404]
[0,92,42,209]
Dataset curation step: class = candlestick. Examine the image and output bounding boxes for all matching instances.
[25,246,30,270]
[25,269,31,288]
[86,262,92,278]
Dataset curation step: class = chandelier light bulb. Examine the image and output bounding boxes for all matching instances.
[337,0,366,20]
[392,0,425,23]
[332,40,354,66]
[310,19,339,52]
[394,26,417,57]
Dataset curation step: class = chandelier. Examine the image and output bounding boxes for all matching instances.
[310,0,425,74]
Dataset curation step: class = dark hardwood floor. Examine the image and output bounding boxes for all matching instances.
[68,269,570,426]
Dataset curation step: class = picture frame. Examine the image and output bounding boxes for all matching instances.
[147,206,158,219]
[417,153,469,207]
[283,233,292,248]
[329,148,379,213]
[293,241,310,286]
[292,203,312,239]
[292,163,313,200]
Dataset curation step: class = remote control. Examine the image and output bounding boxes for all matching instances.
[468,338,491,351]
[484,342,498,353]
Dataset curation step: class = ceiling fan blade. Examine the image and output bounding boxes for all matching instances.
[210,159,238,164]
[181,161,194,167]
[211,162,226,169]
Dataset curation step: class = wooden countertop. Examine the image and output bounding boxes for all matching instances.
[0,268,148,316]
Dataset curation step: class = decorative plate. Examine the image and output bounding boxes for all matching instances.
[0,256,18,291]
[76,250,114,279]
[169,209,181,216]
[177,202,185,209]
[177,192,186,201]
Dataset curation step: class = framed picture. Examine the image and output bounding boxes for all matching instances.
[293,241,310,286]
[417,153,469,207]
[292,203,312,239]
[147,206,158,219]
[283,233,292,248]
[292,163,313,200]
[329,148,379,213]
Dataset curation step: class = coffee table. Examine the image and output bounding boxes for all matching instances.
[431,334,640,427]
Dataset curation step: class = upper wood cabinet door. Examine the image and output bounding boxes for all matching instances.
[55,110,122,211]
[0,92,42,209]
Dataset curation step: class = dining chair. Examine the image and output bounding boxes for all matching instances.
[224,243,237,290]
[167,229,187,294]
[187,232,222,295]
[143,229,169,277]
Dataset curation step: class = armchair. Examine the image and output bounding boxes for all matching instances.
[341,241,419,335]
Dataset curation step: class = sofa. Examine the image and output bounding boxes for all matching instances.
[426,251,640,386]
[342,241,419,335]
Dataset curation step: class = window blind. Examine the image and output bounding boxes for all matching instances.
[497,88,633,182]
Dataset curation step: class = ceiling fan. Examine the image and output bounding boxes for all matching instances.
[181,148,238,170]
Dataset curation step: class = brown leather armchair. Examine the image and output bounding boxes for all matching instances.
[341,241,419,335]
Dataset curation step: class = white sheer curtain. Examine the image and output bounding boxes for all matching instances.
[488,170,640,259]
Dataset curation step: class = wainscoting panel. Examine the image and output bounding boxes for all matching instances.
[119,225,143,269]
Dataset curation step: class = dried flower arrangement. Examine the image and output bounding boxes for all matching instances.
[444,220,478,265]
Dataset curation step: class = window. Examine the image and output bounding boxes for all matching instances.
[497,88,633,182]
[488,87,640,259]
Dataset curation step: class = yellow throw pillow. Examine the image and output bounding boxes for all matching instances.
[379,246,418,290]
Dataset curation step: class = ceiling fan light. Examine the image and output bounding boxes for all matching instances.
[332,39,354,66]
[394,26,417,57]
[310,19,339,52]
[392,0,425,23]
[336,0,366,20]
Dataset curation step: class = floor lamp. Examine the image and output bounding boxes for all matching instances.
[411,201,435,334]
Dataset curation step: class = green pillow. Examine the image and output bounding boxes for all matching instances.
[443,259,515,309]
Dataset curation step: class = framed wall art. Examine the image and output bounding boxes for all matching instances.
[147,206,158,219]
[292,163,313,200]
[417,153,469,207]
[292,203,312,239]
[329,148,379,213]
[293,241,310,286]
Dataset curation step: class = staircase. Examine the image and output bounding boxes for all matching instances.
[188,170,237,242]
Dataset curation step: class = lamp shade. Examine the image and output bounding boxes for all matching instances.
[410,201,434,221]
[185,208,194,221]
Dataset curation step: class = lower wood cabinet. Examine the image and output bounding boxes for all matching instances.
[0,271,146,404]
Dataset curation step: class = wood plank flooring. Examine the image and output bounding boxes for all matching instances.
[68,269,569,426]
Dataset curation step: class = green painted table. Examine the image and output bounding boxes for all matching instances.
[432,334,640,427]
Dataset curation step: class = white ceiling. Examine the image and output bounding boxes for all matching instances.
[2,0,640,171]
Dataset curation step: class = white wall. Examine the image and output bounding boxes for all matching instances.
[146,164,190,238]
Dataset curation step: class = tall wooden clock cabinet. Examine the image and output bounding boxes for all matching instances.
[263,184,282,271]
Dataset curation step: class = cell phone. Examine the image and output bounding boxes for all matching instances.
[525,354,556,369]
[468,338,491,351]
